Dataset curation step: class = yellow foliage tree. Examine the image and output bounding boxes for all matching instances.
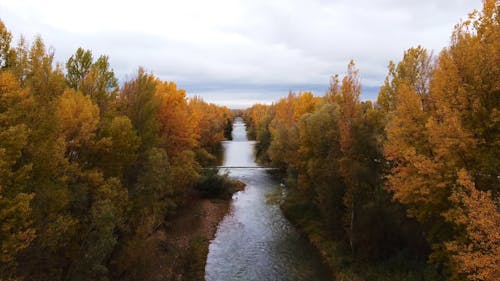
[0,71,35,274]
[56,89,100,162]
[384,0,499,276]
[156,81,199,192]
[445,169,500,281]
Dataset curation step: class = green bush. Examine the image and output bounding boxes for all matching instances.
[196,169,244,199]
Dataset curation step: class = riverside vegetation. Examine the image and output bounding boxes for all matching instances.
[244,1,498,281]
[1,1,499,281]
[0,19,238,280]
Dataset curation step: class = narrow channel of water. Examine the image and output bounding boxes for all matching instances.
[205,117,331,281]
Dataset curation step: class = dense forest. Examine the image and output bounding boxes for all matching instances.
[1,1,499,281]
[0,19,234,280]
[244,1,498,280]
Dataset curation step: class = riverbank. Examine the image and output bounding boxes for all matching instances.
[141,194,231,281]
[138,173,246,281]
[281,197,438,281]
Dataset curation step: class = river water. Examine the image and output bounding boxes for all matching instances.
[205,118,331,281]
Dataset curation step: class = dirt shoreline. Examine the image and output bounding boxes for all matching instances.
[148,195,232,281]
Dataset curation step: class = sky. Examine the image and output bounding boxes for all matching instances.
[0,0,481,108]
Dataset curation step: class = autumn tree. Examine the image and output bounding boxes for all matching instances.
[0,71,35,278]
[336,60,362,256]
[119,68,160,155]
[384,0,499,277]
[189,96,232,165]
[445,169,499,281]
[296,103,345,237]
[268,91,319,172]
[377,46,433,113]
[56,89,100,163]
[0,21,251,281]
[430,0,499,277]
[156,81,199,195]
[244,103,275,162]
[93,116,140,179]
[116,68,164,239]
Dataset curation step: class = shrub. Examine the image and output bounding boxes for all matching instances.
[195,169,244,199]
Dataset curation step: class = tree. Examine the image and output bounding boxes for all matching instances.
[376,46,433,113]
[56,89,100,164]
[297,103,344,236]
[189,97,229,151]
[81,55,118,115]
[132,148,173,231]
[16,36,76,281]
[156,81,197,158]
[66,172,127,281]
[337,60,361,256]
[94,116,140,179]
[119,68,160,155]
[0,20,16,70]
[189,97,232,165]
[268,91,319,171]
[0,71,35,277]
[156,81,199,194]
[383,1,499,276]
[244,103,275,162]
[0,20,257,280]
[445,169,500,281]
[66,48,118,115]
[66,48,93,91]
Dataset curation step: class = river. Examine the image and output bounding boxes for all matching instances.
[205,117,331,281]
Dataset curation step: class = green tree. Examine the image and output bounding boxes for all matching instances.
[81,55,118,115]
[133,148,173,231]
[94,116,140,179]
[66,171,127,281]
[66,48,118,115]
[66,48,93,90]
[0,20,16,70]
[119,68,160,155]
[377,46,433,113]
[297,103,344,237]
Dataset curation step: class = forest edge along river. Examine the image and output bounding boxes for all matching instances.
[205,117,331,281]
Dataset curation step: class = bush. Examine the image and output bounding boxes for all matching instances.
[195,169,244,199]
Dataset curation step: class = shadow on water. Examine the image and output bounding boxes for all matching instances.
[205,117,331,281]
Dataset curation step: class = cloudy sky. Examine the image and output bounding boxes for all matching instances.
[0,0,481,108]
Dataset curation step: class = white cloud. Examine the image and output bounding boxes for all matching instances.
[0,0,481,107]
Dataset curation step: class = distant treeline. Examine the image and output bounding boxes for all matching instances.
[0,21,233,280]
[244,1,498,280]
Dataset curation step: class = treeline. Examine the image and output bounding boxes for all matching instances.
[244,2,498,280]
[0,22,233,280]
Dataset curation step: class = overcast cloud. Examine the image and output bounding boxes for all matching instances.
[0,0,481,108]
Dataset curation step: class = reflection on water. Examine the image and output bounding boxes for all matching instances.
[205,118,330,281]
